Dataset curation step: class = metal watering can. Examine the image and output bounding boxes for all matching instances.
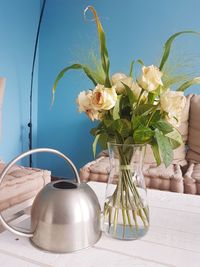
[0,148,102,253]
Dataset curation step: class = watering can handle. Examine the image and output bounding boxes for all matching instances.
[0,148,81,237]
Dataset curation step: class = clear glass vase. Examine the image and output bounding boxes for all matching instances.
[103,143,149,240]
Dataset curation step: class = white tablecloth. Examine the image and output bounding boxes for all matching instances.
[0,182,200,267]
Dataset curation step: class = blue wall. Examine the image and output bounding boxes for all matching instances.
[0,0,40,163]
[0,0,200,176]
[37,0,200,178]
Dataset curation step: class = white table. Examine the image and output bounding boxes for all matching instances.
[0,182,200,267]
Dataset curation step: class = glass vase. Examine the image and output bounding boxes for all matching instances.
[103,143,149,240]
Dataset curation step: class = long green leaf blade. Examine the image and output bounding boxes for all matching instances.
[84,6,111,87]
[137,59,144,66]
[92,134,100,157]
[52,63,97,104]
[176,77,200,92]
[129,60,135,76]
[159,31,200,71]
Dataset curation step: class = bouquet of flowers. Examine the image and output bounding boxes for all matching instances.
[53,6,200,238]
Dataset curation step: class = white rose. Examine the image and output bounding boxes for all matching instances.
[91,84,117,110]
[160,90,186,127]
[76,90,99,121]
[86,109,100,121]
[111,73,127,84]
[76,90,93,112]
[138,65,163,91]
[130,81,142,99]
[111,73,133,94]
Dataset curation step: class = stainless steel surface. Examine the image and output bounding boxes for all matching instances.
[31,180,101,253]
[0,148,101,252]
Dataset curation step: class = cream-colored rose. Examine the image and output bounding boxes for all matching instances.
[111,73,127,84]
[76,90,100,121]
[130,81,142,99]
[111,73,133,94]
[86,109,100,121]
[91,84,117,110]
[138,65,163,91]
[76,90,93,113]
[160,90,186,127]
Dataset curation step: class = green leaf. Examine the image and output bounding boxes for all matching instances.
[112,95,121,120]
[52,63,97,104]
[122,83,136,105]
[159,31,200,71]
[148,92,156,104]
[113,119,131,138]
[84,6,111,87]
[133,126,154,143]
[119,95,132,119]
[131,115,148,130]
[102,120,115,135]
[98,133,109,150]
[103,119,113,128]
[151,140,161,166]
[166,128,183,149]
[176,77,200,92]
[92,134,100,157]
[90,122,104,136]
[136,104,154,116]
[131,116,141,130]
[137,59,145,66]
[155,129,173,167]
[149,110,161,124]
[152,120,173,134]
[129,60,135,76]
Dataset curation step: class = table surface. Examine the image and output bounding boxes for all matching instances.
[0,182,200,267]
